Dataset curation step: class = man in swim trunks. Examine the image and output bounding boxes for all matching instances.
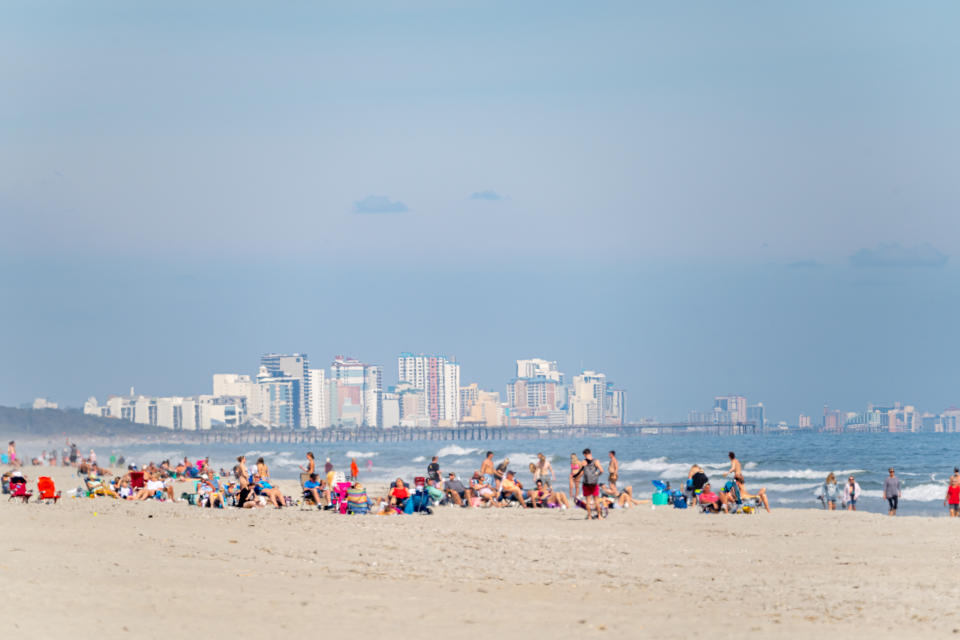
[883,468,901,516]
[575,448,605,520]
[726,452,742,479]
[480,451,495,487]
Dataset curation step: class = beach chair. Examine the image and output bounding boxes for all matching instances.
[130,471,145,490]
[727,482,760,515]
[9,479,31,502]
[346,486,372,514]
[37,476,60,503]
[332,482,351,514]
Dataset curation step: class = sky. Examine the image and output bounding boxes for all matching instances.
[2,1,958,422]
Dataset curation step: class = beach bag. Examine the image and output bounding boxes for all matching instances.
[673,495,687,509]
[583,461,602,485]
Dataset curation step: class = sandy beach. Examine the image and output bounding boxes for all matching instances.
[2,464,958,639]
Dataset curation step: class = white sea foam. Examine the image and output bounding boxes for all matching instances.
[862,483,946,502]
[759,482,821,492]
[345,451,378,459]
[505,452,539,467]
[745,468,865,480]
[411,455,426,463]
[436,445,480,458]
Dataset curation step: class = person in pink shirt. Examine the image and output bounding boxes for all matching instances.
[699,482,723,513]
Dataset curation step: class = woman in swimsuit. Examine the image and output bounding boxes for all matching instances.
[256,457,270,480]
[234,456,249,488]
[300,452,316,475]
[569,453,583,499]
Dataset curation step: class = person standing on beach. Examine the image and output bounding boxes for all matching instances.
[427,456,440,483]
[944,480,960,517]
[574,448,605,520]
[300,452,316,475]
[726,452,742,479]
[844,475,861,511]
[608,451,619,486]
[950,467,960,487]
[570,453,583,498]
[536,453,555,487]
[350,458,359,481]
[822,473,840,510]
[7,441,17,467]
[883,468,901,516]
[480,451,495,486]
[324,457,333,474]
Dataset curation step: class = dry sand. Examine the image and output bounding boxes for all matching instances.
[2,465,959,639]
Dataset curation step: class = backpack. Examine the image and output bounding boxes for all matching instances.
[582,460,602,484]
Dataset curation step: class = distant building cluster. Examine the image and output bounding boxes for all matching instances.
[82,354,626,431]
[823,403,960,433]
[685,395,960,433]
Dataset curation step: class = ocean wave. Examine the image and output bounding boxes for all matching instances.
[436,445,481,458]
[345,451,378,459]
[757,482,821,492]
[746,468,865,480]
[862,483,946,502]
[411,455,426,463]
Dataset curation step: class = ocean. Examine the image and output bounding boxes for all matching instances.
[22,431,960,516]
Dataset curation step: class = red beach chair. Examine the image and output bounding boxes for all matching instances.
[9,480,32,503]
[130,471,145,489]
[37,476,61,503]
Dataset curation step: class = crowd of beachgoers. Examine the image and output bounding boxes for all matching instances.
[5,439,960,517]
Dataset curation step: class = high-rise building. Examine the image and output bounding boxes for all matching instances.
[568,370,606,425]
[798,414,812,428]
[308,368,328,428]
[460,383,503,426]
[329,356,381,428]
[213,373,262,420]
[604,384,625,425]
[747,403,766,430]
[714,395,747,424]
[259,353,311,429]
[516,358,563,383]
[397,353,461,426]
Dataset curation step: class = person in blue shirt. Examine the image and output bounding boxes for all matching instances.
[303,472,327,507]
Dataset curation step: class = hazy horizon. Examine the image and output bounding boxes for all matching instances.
[3,2,958,423]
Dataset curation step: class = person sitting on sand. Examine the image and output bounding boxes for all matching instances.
[389,478,410,509]
[251,473,284,508]
[303,473,329,507]
[529,479,571,509]
[734,475,770,513]
[444,472,469,507]
[698,482,723,513]
[469,472,501,507]
[499,470,528,507]
[601,482,647,508]
[198,475,223,508]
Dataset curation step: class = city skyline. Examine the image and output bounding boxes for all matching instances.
[39,348,960,431]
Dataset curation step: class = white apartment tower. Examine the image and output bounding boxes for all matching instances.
[398,353,461,426]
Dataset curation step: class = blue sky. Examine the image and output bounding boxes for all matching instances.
[2,1,958,421]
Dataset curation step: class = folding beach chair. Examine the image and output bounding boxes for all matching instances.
[130,471,145,490]
[8,479,31,503]
[37,476,61,504]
